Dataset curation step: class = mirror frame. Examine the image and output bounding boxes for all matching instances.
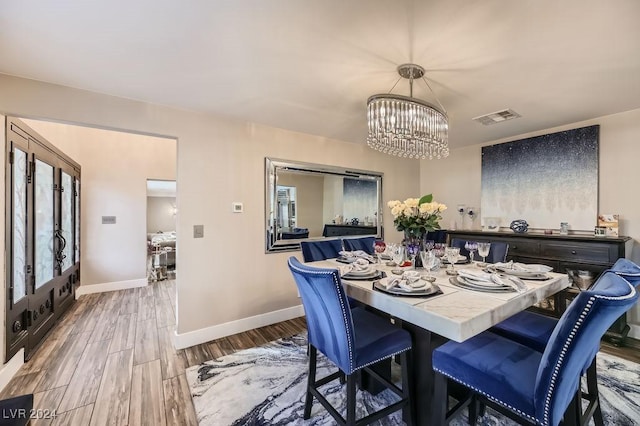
[265,157,384,253]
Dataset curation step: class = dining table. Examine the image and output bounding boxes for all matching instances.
[306,257,570,425]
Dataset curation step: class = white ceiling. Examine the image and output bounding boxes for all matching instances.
[1,0,639,149]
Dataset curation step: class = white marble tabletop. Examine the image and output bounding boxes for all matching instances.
[308,259,570,342]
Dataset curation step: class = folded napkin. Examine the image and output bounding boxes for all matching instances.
[457,269,493,282]
[493,261,543,272]
[458,268,526,292]
[380,271,424,291]
[339,250,375,263]
[489,273,527,292]
[340,258,372,276]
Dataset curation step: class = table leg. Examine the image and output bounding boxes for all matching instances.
[402,321,448,425]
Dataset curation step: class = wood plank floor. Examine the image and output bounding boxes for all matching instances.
[0,280,306,425]
[2,279,638,425]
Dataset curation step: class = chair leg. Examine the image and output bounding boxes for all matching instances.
[586,358,604,426]
[432,371,448,425]
[304,345,317,420]
[346,373,357,426]
[468,395,478,426]
[400,351,413,426]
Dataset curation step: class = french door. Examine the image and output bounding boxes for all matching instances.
[5,118,81,361]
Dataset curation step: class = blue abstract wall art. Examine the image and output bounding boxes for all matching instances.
[481,125,599,231]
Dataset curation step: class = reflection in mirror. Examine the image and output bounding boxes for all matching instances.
[265,158,383,253]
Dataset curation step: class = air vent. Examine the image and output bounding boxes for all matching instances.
[473,109,521,126]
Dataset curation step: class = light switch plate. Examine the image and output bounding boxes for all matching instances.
[102,216,116,224]
[232,202,243,213]
[193,224,204,238]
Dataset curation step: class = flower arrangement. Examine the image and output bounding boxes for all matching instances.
[387,194,447,238]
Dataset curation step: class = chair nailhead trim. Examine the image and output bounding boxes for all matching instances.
[353,347,411,373]
[433,368,538,423]
[434,280,636,426]
[289,260,355,372]
[289,259,412,374]
[542,281,636,425]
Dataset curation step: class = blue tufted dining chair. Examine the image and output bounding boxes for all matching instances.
[342,236,376,255]
[432,270,638,426]
[287,257,413,426]
[300,239,343,262]
[487,258,640,425]
[450,238,509,263]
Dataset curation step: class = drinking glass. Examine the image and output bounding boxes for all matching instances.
[423,239,435,252]
[465,241,478,263]
[420,250,437,282]
[445,247,460,275]
[433,243,445,258]
[477,242,491,266]
[391,245,405,267]
[406,241,420,268]
[373,240,386,263]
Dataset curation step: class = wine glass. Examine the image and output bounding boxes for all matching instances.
[465,241,478,263]
[445,247,460,275]
[477,242,491,267]
[433,243,445,259]
[420,250,437,282]
[391,244,405,268]
[406,241,420,268]
[373,240,386,264]
[423,239,435,252]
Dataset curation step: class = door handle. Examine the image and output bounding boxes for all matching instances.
[55,229,67,271]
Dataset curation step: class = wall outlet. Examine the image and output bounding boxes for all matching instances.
[232,202,243,213]
[193,224,204,238]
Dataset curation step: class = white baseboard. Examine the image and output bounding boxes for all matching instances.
[629,323,640,340]
[173,304,305,350]
[0,349,24,393]
[75,278,148,297]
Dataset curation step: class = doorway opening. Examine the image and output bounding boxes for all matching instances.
[146,180,177,282]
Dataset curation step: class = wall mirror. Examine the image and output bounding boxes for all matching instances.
[265,157,383,253]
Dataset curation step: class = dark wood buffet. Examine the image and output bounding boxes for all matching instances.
[447,230,634,345]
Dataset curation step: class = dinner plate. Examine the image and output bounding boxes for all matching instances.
[342,270,383,280]
[345,268,375,276]
[373,280,443,297]
[458,276,508,289]
[441,255,469,265]
[449,276,515,293]
[494,263,552,275]
[493,268,549,279]
[336,257,357,264]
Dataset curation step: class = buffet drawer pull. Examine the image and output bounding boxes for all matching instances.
[571,250,577,255]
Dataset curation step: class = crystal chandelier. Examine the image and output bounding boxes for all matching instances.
[367,64,449,159]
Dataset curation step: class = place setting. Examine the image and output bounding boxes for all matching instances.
[339,258,384,280]
[486,261,553,280]
[373,270,443,297]
[336,249,376,264]
[450,268,528,293]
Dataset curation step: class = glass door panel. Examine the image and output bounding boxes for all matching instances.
[75,178,80,264]
[12,148,27,304]
[60,172,73,271]
[35,159,54,289]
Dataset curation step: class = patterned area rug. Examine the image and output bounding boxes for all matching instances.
[186,333,640,425]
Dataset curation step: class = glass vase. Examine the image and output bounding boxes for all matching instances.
[403,231,423,268]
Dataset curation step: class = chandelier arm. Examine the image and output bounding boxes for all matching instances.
[387,76,403,94]
[421,76,447,115]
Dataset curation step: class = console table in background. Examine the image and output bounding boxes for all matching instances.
[447,230,634,345]
[322,224,378,237]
